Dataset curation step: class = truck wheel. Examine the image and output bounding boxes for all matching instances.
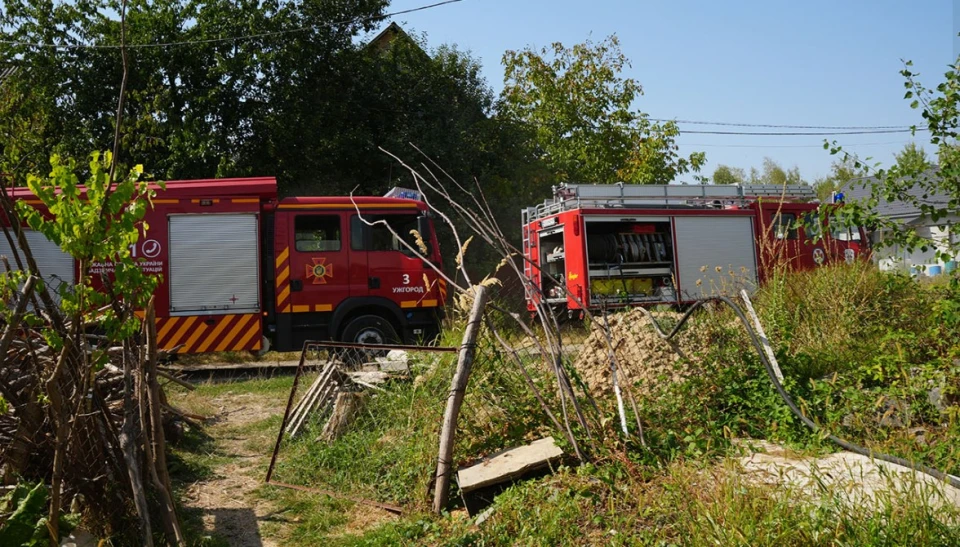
[341,315,399,346]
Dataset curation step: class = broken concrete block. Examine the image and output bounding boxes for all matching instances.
[376,349,410,372]
[456,437,563,494]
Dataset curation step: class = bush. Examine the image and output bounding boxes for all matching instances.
[632,263,960,475]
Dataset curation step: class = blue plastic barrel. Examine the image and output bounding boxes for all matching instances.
[946,261,958,274]
[928,265,943,276]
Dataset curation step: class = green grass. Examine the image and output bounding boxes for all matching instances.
[165,265,960,545]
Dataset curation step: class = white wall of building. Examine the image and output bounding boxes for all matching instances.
[873,215,959,275]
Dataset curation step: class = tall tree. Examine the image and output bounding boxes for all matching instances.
[712,164,746,185]
[0,0,390,187]
[893,142,933,173]
[499,35,705,185]
[812,157,858,201]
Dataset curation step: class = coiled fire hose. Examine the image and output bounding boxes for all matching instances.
[629,295,960,490]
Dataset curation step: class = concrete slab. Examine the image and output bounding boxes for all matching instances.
[457,437,563,493]
[740,447,960,512]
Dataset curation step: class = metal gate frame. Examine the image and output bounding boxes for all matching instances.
[265,340,458,514]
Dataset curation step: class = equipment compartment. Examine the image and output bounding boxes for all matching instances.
[538,226,566,302]
[583,219,675,305]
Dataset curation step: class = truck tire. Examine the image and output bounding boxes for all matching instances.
[340,314,400,346]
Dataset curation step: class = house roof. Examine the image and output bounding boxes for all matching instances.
[843,168,952,224]
[367,22,415,54]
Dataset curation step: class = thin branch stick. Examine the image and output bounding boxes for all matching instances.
[106,0,129,192]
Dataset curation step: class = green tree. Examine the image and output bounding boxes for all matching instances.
[826,60,960,261]
[712,164,746,185]
[0,0,389,186]
[893,142,933,173]
[812,157,858,201]
[741,157,806,187]
[500,35,705,184]
[0,2,529,212]
[15,151,159,339]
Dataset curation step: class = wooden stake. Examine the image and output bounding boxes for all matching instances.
[145,300,186,545]
[740,289,784,382]
[433,285,489,514]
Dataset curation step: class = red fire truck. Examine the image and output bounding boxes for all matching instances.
[521,182,867,314]
[2,177,446,354]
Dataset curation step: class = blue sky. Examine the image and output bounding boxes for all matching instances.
[377,0,956,182]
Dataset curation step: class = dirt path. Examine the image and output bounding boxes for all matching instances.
[179,391,289,547]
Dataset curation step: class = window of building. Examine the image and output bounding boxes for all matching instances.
[295,215,341,252]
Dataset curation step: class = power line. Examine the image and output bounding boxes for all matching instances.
[680,128,925,136]
[678,140,915,149]
[652,118,916,130]
[0,0,464,50]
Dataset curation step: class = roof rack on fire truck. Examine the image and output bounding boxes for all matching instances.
[523,182,817,222]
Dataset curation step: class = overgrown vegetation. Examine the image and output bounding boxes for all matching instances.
[170,262,957,546]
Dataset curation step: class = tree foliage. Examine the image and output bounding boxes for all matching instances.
[893,142,933,173]
[712,164,745,185]
[709,158,805,187]
[812,157,858,201]
[826,59,960,262]
[15,151,159,340]
[0,0,389,188]
[0,2,537,212]
[500,36,705,184]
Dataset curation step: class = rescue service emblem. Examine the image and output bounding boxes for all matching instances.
[812,248,825,265]
[306,258,334,284]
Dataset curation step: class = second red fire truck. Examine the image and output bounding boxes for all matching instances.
[522,182,868,315]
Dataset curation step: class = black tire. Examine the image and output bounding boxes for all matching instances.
[340,314,400,346]
[338,315,400,365]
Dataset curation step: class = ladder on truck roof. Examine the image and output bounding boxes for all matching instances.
[524,182,817,222]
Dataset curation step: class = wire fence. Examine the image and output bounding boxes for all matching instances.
[262,311,583,514]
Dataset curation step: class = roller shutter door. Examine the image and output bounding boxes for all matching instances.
[673,216,758,300]
[0,229,75,298]
[169,214,260,315]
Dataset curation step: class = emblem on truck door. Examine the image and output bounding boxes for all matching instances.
[813,248,825,265]
[305,257,334,284]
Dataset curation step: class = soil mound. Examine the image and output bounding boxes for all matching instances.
[572,309,704,399]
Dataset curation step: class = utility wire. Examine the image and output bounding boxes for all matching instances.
[652,118,916,130]
[0,0,464,50]
[678,140,914,149]
[681,128,925,136]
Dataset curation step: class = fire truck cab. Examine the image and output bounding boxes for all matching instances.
[521,183,866,314]
[2,178,446,354]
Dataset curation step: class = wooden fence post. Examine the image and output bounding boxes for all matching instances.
[432,285,490,514]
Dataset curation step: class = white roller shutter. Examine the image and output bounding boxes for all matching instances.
[169,214,260,315]
[0,229,75,298]
[673,216,758,300]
